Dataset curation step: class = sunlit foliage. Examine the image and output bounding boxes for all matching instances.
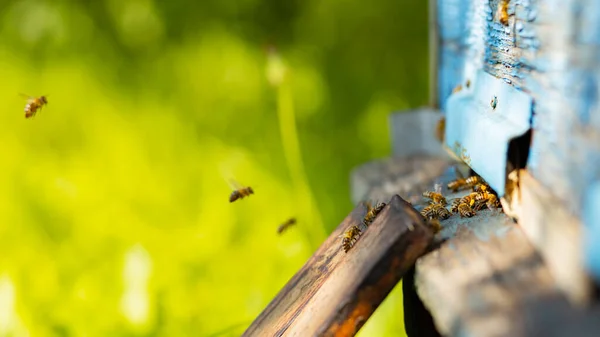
[0,0,427,336]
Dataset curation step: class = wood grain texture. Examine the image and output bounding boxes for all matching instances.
[242,195,434,337]
[350,154,453,206]
[415,217,560,337]
[503,170,592,305]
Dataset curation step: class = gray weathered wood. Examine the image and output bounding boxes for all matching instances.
[502,170,592,305]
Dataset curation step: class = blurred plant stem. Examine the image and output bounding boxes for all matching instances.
[268,48,327,250]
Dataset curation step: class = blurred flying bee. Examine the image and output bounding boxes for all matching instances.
[421,203,451,220]
[277,218,297,235]
[457,202,476,217]
[465,79,471,88]
[452,84,463,94]
[362,201,386,227]
[228,179,254,203]
[422,191,447,205]
[340,225,362,253]
[20,93,48,118]
[497,0,509,26]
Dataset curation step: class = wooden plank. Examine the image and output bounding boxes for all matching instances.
[502,170,592,305]
[415,216,560,337]
[350,155,453,206]
[242,194,434,337]
[520,296,600,337]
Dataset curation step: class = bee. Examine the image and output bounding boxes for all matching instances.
[435,117,445,143]
[452,84,463,94]
[20,94,48,118]
[457,202,476,217]
[421,203,451,220]
[362,201,386,227]
[465,79,471,88]
[450,198,461,213]
[474,192,501,210]
[427,218,442,234]
[497,0,509,26]
[447,178,467,192]
[465,176,484,188]
[340,225,362,253]
[228,179,254,203]
[423,191,447,205]
[277,218,297,235]
[491,95,498,109]
[459,192,479,207]
[472,183,490,193]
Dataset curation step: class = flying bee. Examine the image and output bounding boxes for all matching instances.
[227,179,254,203]
[421,203,451,220]
[457,202,476,217]
[20,93,48,118]
[452,84,463,94]
[422,191,447,205]
[362,201,386,227]
[340,225,362,253]
[277,218,297,235]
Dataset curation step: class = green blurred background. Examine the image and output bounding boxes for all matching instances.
[0,0,428,336]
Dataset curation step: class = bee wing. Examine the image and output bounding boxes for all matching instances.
[19,93,34,102]
[433,182,443,194]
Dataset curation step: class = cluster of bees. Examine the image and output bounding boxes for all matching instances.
[420,175,501,233]
[339,201,386,253]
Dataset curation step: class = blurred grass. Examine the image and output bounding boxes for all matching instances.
[0,0,427,336]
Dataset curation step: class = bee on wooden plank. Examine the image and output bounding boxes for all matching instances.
[421,203,451,220]
[465,176,484,188]
[362,201,386,227]
[277,218,297,235]
[457,202,476,217]
[474,191,501,211]
[422,191,447,206]
[435,116,445,143]
[340,225,362,253]
[228,179,254,203]
[472,182,490,193]
[447,178,468,192]
[20,93,48,118]
[426,218,442,234]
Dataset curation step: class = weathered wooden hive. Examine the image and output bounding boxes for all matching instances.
[243,0,600,336]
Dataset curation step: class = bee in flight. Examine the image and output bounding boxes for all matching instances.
[426,218,442,234]
[340,225,362,253]
[362,201,386,227]
[20,93,48,118]
[277,218,297,235]
[228,179,254,203]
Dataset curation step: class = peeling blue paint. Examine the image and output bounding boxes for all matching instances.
[445,70,533,196]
